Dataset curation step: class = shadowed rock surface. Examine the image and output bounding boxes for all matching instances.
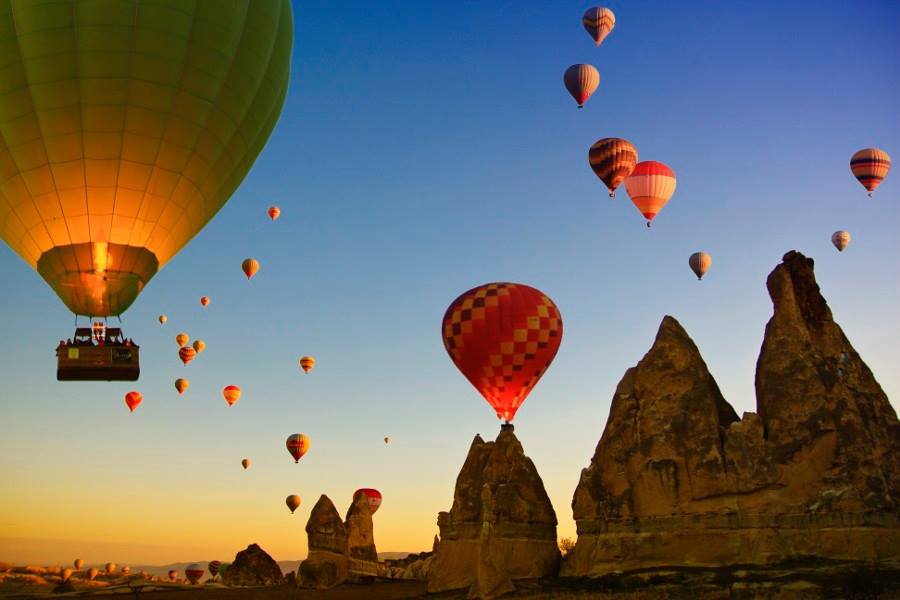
[428,429,560,597]
[298,495,349,589]
[566,251,900,578]
[222,544,283,586]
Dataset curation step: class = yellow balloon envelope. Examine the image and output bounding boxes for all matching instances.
[0,1,293,317]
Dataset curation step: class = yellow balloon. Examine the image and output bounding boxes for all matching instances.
[0,2,293,317]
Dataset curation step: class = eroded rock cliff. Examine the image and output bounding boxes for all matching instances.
[566,251,900,577]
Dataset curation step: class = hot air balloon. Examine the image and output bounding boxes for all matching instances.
[832,230,851,252]
[299,356,315,373]
[105,563,117,576]
[218,564,230,580]
[583,7,616,46]
[588,138,638,197]
[124,391,142,412]
[286,494,301,514]
[74,559,84,571]
[178,346,197,366]
[851,148,891,196]
[689,252,712,280]
[87,568,99,581]
[384,437,390,444]
[121,566,131,576]
[286,433,310,462]
[268,206,281,221]
[0,3,293,331]
[192,339,206,353]
[175,378,189,395]
[442,283,562,424]
[158,315,167,325]
[354,488,383,514]
[200,296,210,307]
[242,258,260,280]
[167,570,177,582]
[176,332,189,347]
[62,568,73,583]
[207,561,221,578]
[241,458,251,470]
[624,161,677,226]
[184,564,204,585]
[563,64,600,108]
[223,385,241,406]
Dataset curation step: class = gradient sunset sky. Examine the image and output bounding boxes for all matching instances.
[1,0,899,566]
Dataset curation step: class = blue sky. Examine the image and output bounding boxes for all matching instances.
[1,0,898,563]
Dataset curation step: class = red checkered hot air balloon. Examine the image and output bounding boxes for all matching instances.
[442,283,562,424]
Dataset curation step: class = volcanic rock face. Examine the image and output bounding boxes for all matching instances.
[566,251,900,576]
[428,429,560,597]
[298,495,349,589]
[222,543,283,586]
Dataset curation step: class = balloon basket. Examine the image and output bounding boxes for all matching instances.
[500,422,515,432]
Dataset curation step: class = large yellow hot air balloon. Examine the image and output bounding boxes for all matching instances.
[0,1,293,318]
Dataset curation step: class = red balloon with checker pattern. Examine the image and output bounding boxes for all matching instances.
[442,283,562,423]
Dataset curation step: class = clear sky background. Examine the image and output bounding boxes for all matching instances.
[1,0,898,566]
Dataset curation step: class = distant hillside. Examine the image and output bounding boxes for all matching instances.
[121,555,416,578]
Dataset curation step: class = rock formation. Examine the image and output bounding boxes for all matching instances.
[298,495,349,589]
[222,543,283,586]
[566,251,900,577]
[428,428,560,597]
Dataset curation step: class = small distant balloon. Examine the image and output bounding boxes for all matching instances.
[582,6,616,46]
[689,252,712,280]
[589,138,638,198]
[87,568,99,581]
[192,339,206,353]
[184,563,204,585]
[832,230,851,252]
[299,356,315,373]
[563,64,600,108]
[384,436,390,444]
[286,494,301,513]
[850,148,891,196]
[200,296,210,307]
[354,488,383,514]
[62,568,73,583]
[124,391,142,412]
[179,346,197,366]
[167,569,177,581]
[624,161,677,226]
[121,566,131,576]
[105,563,117,575]
[241,458,251,470]
[242,258,259,280]
[74,559,84,570]
[158,315,167,325]
[218,564,230,579]
[286,433,310,462]
[268,206,281,221]
[223,385,241,406]
[175,378,189,395]
[207,561,221,577]
[176,332,189,347]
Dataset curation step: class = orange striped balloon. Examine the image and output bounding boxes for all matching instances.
[563,64,600,108]
[192,339,206,353]
[850,148,891,196]
[689,252,712,280]
[175,378,189,394]
[286,433,311,462]
[176,332,189,347]
[624,161,677,227]
[299,356,315,373]
[223,385,241,406]
[268,206,281,221]
[589,138,638,197]
[583,7,616,46]
[178,346,197,365]
[242,258,260,280]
